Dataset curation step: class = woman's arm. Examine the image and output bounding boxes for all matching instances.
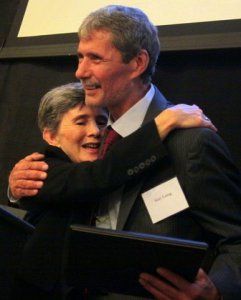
[20,121,166,208]
[9,104,215,202]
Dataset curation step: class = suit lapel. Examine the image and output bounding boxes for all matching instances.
[117,86,172,230]
[116,178,145,230]
[143,86,173,125]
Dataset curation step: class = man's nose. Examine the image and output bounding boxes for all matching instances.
[75,58,90,79]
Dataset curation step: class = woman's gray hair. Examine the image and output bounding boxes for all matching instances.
[78,5,160,85]
[38,82,85,133]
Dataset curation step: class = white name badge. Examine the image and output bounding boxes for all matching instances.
[142,177,189,224]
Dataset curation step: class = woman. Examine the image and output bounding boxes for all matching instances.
[13,82,213,300]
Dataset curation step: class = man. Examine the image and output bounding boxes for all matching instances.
[9,5,241,300]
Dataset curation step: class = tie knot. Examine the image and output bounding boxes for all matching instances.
[98,127,121,159]
[105,128,120,144]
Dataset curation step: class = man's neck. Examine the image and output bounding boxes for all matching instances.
[110,83,150,121]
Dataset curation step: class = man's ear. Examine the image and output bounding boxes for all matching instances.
[130,49,150,79]
[43,128,59,147]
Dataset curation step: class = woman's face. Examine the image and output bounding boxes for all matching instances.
[44,104,108,162]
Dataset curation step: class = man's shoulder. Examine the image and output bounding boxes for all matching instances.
[167,127,221,143]
[182,127,213,134]
[162,127,238,179]
[164,127,229,156]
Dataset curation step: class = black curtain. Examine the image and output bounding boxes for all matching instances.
[0,0,241,204]
[154,48,241,167]
[0,57,77,204]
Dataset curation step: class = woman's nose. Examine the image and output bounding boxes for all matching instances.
[88,122,101,137]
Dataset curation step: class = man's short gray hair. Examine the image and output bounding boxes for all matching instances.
[78,5,160,84]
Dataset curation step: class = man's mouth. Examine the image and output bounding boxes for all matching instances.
[82,82,101,90]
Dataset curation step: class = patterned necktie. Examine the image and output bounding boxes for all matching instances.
[98,127,121,159]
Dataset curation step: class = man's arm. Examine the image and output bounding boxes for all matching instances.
[8,104,216,200]
[9,153,48,199]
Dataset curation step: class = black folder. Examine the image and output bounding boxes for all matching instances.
[64,225,209,297]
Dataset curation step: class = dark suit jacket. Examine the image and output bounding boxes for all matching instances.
[91,87,241,300]
[17,120,168,293]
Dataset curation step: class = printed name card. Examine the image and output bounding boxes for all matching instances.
[142,177,189,223]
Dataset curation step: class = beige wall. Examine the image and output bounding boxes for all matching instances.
[18,0,241,37]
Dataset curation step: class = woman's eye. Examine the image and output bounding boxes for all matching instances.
[76,121,85,126]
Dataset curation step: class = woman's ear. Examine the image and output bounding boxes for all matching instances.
[43,128,59,147]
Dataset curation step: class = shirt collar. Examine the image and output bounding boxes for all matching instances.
[108,84,155,137]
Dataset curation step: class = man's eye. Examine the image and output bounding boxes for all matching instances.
[77,54,83,63]
[91,55,102,62]
[97,122,107,129]
[96,117,108,128]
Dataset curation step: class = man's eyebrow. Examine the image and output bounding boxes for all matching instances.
[77,51,103,59]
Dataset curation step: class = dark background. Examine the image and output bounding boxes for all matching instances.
[0,0,241,204]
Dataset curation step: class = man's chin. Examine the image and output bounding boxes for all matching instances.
[85,94,104,107]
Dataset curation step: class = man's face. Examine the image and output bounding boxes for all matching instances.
[75,30,138,119]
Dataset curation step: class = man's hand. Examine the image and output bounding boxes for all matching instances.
[9,152,48,199]
[155,104,217,140]
[139,268,221,300]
